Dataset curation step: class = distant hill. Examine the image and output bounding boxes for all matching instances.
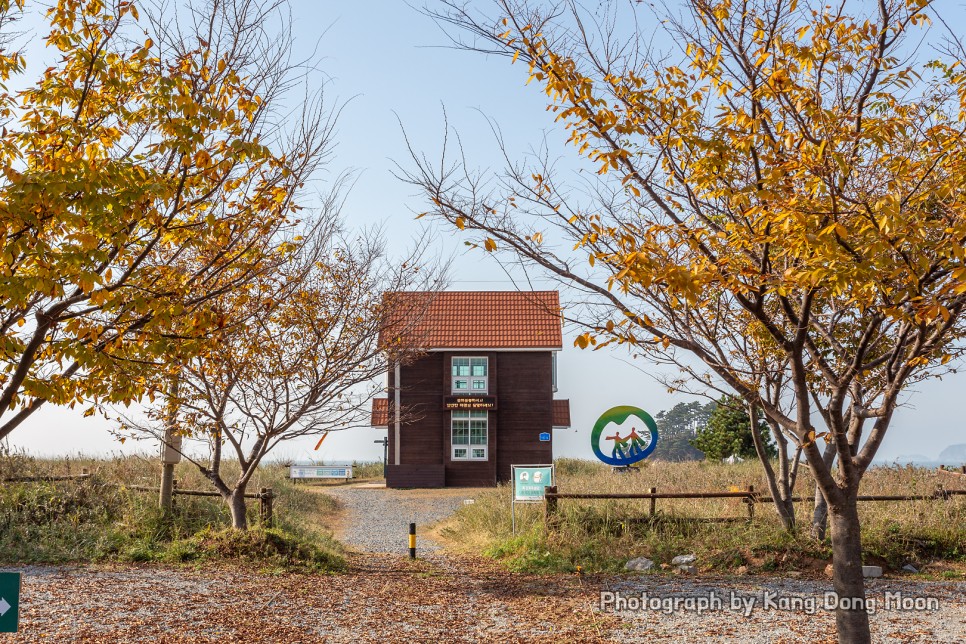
[937,444,966,465]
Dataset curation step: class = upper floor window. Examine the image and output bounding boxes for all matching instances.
[452,356,488,394]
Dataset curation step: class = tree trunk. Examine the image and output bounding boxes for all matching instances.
[812,443,837,540]
[228,488,249,530]
[775,496,796,532]
[748,407,796,531]
[813,484,829,540]
[828,501,871,644]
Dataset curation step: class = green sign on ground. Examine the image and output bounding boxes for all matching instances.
[0,572,20,633]
[512,465,554,502]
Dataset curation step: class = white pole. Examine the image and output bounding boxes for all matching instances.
[393,362,401,465]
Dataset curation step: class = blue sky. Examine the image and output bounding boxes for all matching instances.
[6,0,965,465]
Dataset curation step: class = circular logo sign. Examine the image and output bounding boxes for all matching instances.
[590,406,659,466]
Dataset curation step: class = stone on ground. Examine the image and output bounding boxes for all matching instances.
[624,557,654,572]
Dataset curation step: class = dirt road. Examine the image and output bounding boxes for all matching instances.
[317,483,477,554]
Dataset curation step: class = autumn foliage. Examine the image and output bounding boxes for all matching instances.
[0,0,327,438]
[413,1,966,641]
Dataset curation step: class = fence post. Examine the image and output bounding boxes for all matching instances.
[961,466,966,476]
[746,485,755,521]
[935,484,948,501]
[159,464,175,512]
[545,485,558,529]
[649,487,657,517]
[260,487,274,526]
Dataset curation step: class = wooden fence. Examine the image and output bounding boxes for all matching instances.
[2,469,275,525]
[543,480,966,526]
[2,470,93,483]
[127,483,275,525]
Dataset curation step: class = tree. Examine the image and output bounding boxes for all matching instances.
[408,1,966,641]
[653,400,712,461]
[691,395,777,461]
[127,222,440,529]
[0,0,331,439]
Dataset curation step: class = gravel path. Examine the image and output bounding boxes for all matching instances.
[318,484,477,554]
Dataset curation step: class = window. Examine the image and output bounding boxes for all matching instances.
[552,352,558,392]
[452,357,488,394]
[452,410,488,460]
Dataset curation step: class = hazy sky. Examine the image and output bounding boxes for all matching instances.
[6,1,965,465]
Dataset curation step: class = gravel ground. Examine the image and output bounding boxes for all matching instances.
[1,560,962,642]
[318,484,477,554]
[0,556,608,642]
[602,575,966,642]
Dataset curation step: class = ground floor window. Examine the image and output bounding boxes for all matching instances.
[452,410,488,460]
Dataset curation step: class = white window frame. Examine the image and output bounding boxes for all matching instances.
[552,352,558,392]
[452,356,488,394]
[451,410,488,460]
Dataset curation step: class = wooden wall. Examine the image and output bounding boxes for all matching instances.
[388,350,554,488]
[494,352,554,482]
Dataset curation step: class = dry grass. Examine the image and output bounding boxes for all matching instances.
[0,451,344,569]
[435,458,966,576]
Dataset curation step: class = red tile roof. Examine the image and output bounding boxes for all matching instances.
[552,399,571,427]
[380,291,563,350]
[371,398,389,427]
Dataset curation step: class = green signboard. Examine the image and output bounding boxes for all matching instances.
[512,465,554,502]
[0,572,20,633]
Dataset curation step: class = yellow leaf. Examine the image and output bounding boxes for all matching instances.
[484,238,497,252]
[455,217,465,230]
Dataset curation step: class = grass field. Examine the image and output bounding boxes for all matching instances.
[0,452,385,570]
[434,458,966,576]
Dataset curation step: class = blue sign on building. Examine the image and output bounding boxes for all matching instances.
[538,432,551,442]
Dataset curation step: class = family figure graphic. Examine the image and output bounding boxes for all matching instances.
[605,426,651,460]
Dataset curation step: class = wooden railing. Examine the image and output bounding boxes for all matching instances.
[127,483,275,525]
[543,480,966,526]
[2,469,275,525]
[2,468,93,483]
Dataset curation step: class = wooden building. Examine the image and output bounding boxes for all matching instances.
[371,291,570,488]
